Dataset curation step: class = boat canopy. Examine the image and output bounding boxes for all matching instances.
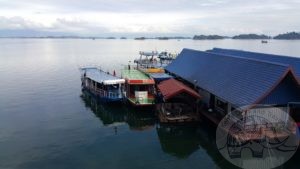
[157,78,201,100]
[81,67,125,85]
[139,51,158,56]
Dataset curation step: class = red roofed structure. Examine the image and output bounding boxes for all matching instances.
[156,78,202,123]
[157,78,201,100]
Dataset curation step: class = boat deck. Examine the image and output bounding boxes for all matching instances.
[122,69,150,80]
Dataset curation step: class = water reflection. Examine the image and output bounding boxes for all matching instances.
[80,89,237,168]
[81,89,245,168]
[156,124,199,158]
[80,89,156,131]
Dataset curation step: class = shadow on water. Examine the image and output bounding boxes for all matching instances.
[156,124,200,159]
[80,89,156,131]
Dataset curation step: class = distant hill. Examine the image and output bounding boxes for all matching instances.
[154,36,191,40]
[134,37,146,40]
[156,37,169,40]
[273,32,300,40]
[106,37,116,39]
[193,35,225,40]
[232,34,270,39]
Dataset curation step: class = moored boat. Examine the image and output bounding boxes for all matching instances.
[121,67,156,106]
[134,51,176,73]
[80,67,125,102]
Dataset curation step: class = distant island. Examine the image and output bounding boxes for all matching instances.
[232,34,270,39]
[134,37,146,40]
[193,35,225,40]
[273,32,300,40]
[106,37,116,39]
[1,31,300,40]
[155,36,191,40]
[133,36,191,40]
[157,37,169,40]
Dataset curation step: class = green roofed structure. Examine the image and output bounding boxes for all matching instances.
[121,68,155,106]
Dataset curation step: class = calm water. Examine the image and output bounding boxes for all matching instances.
[1,39,300,169]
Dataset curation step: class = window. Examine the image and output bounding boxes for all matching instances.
[215,97,228,114]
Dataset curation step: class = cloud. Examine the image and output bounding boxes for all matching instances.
[0,16,43,29]
[0,0,299,36]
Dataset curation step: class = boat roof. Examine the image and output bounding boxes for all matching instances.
[81,67,125,85]
[139,51,158,56]
[158,78,201,100]
[121,69,155,84]
[149,73,173,81]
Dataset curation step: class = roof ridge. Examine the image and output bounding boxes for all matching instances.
[183,48,290,68]
[212,48,300,60]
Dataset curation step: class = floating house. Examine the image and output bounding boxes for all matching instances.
[121,68,156,106]
[80,67,125,102]
[166,49,300,126]
[156,78,201,123]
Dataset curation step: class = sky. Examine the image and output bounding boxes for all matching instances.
[0,0,299,37]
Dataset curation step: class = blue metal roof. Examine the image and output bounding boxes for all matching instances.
[208,48,300,78]
[148,73,173,82]
[261,73,300,105]
[166,48,298,108]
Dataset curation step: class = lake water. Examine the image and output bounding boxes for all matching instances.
[1,39,300,169]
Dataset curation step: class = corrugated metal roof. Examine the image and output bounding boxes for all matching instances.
[81,67,125,85]
[121,69,155,84]
[149,73,173,81]
[261,73,300,105]
[208,48,300,78]
[157,78,201,100]
[121,69,152,80]
[165,48,296,108]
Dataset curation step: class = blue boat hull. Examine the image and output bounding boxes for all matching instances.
[82,88,124,103]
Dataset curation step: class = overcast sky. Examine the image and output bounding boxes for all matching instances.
[0,0,299,37]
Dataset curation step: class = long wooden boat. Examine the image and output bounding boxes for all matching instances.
[80,67,125,102]
[121,68,155,106]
